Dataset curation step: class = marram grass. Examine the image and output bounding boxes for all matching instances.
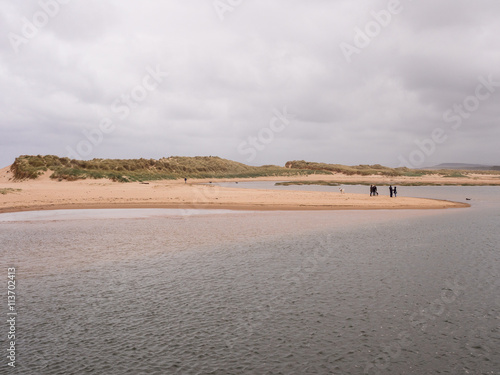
[0,188,22,195]
[10,155,316,182]
[10,155,500,183]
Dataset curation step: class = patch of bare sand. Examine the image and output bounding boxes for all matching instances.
[0,166,14,183]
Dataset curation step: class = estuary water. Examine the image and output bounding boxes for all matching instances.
[0,185,499,374]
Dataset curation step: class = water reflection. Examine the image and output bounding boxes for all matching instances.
[1,187,499,374]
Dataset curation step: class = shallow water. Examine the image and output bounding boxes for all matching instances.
[1,186,499,374]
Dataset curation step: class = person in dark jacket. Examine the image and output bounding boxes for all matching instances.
[389,185,393,197]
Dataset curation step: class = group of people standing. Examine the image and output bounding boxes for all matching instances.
[389,185,397,198]
[369,185,397,197]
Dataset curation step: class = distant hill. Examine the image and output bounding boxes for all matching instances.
[428,163,500,171]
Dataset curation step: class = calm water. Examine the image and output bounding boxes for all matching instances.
[1,186,499,374]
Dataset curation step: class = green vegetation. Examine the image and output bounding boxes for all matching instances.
[10,155,500,183]
[284,160,405,176]
[0,188,22,195]
[10,155,318,182]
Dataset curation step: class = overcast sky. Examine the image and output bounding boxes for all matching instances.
[1,0,499,168]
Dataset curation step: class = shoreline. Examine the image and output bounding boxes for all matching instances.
[0,199,470,214]
[0,168,476,214]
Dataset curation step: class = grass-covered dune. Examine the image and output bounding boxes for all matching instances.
[285,160,405,176]
[284,160,500,178]
[10,155,319,182]
[9,155,500,183]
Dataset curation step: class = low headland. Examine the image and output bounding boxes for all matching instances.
[2,155,496,213]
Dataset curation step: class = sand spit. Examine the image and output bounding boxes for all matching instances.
[0,167,472,213]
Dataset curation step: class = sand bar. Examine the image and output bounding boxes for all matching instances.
[0,167,471,213]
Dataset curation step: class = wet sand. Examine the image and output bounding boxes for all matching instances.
[0,166,471,213]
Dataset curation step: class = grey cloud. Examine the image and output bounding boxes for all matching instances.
[1,0,499,168]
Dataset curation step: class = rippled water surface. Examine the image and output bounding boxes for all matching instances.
[1,186,499,374]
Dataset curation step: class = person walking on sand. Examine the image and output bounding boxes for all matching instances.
[374,185,378,196]
[389,185,393,198]
[184,177,187,184]
[393,186,397,197]
[370,185,373,196]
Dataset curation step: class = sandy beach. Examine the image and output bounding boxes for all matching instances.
[0,166,474,213]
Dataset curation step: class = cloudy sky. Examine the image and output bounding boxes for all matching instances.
[1,0,499,168]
